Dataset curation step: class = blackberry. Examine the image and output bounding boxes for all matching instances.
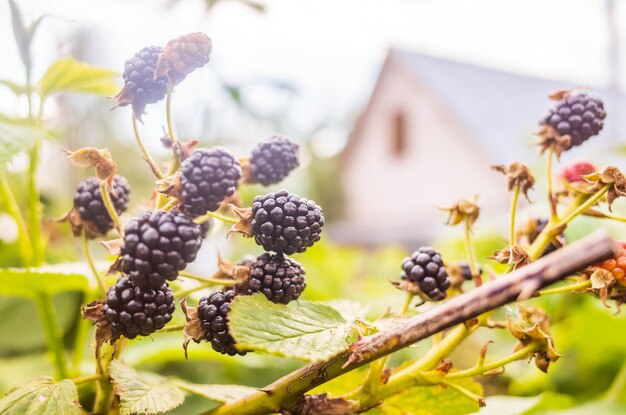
[458,261,482,281]
[560,161,596,183]
[249,137,300,186]
[170,207,213,239]
[252,190,324,255]
[197,290,245,356]
[155,32,212,85]
[73,176,130,236]
[104,276,175,339]
[121,210,203,288]
[181,148,242,216]
[401,247,450,301]
[540,92,606,148]
[239,253,306,304]
[116,46,169,117]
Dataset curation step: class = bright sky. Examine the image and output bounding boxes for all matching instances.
[1,0,625,157]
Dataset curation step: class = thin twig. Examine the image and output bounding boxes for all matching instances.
[99,181,124,237]
[132,112,165,179]
[82,232,108,297]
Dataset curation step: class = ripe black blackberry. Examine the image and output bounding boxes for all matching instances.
[458,261,482,281]
[251,190,324,255]
[116,46,169,117]
[197,290,245,356]
[181,148,242,216]
[401,247,450,301]
[73,176,130,237]
[121,210,203,288]
[540,92,606,148]
[104,276,175,339]
[249,137,300,186]
[238,253,306,304]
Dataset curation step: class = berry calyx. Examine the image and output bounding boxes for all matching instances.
[197,290,246,356]
[248,137,300,186]
[594,242,626,286]
[238,252,306,304]
[401,247,450,301]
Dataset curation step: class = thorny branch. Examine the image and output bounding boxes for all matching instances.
[205,231,617,415]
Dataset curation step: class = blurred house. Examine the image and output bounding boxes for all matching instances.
[333,50,626,246]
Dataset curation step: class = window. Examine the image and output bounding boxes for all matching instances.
[391,111,407,157]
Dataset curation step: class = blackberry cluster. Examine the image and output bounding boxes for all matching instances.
[104,276,175,339]
[239,253,306,304]
[251,190,324,255]
[120,210,203,288]
[249,137,300,186]
[117,46,169,116]
[541,93,606,148]
[155,32,212,85]
[181,148,242,216]
[197,290,245,356]
[401,247,450,301]
[73,176,130,236]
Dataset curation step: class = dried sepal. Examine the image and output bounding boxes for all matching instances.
[508,307,561,373]
[583,166,626,210]
[100,238,123,256]
[228,205,253,237]
[548,89,572,101]
[285,394,359,415]
[63,147,117,186]
[492,162,536,202]
[390,279,431,303]
[239,157,252,184]
[439,195,480,228]
[181,298,205,359]
[107,256,123,275]
[221,192,243,209]
[537,125,572,158]
[490,246,532,269]
[82,300,116,347]
[589,268,616,308]
[59,208,102,239]
[156,173,182,202]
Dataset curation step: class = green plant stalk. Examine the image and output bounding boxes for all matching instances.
[72,373,104,385]
[27,140,43,265]
[537,279,591,296]
[604,358,626,403]
[94,342,115,414]
[71,294,93,376]
[0,175,33,266]
[178,271,236,285]
[35,293,69,379]
[509,185,520,247]
[156,88,181,209]
[445,342,538,379]
[546,144,558,220]
[195,210,239,225]
[132,113,165,179]
[159,323,186,332]
[464,219,479,280]
[83,233,108,297]
[174,281,214,298]
[165,88,178,145]
[99,181,124,237]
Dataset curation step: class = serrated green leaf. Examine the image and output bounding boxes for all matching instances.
[38,58,118,99]
[368,378,483,415]
[229,294,356,361]
[109,360,185,415]
[0,122,49,167]
[0,376,83,415]
[0,80,28,96]
[175,381,256,403]
[0,267,90,298]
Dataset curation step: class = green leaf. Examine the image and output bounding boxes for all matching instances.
[0,267,90,298]
[0,80,28,96]
[175,382,256,403]
[0,113,36,126]
[368,378,483,415]
[109,360,185,415]
[477,392,574,415]
[38,58,119,99]
[228,294,356,361]
[0,376,83,415]
[0,122,49,167]
[544,400,626,415]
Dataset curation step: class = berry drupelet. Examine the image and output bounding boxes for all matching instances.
[401,247,450,301]
[120,210,203,288]
[104,276,175,339]
[116,46,169,117]
[73,176,130,237]
[238,253,306,304]
[594,241,626,286]
[249,137,300,186]
[197,290,245,356]
[251,190,324,255]
[181,148,242,216]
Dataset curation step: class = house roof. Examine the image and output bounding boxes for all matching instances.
[355,50,626,164]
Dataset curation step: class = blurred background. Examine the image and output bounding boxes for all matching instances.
[2,0,626,413]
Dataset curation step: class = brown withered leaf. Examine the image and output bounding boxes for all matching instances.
[63,147,117,186]
[583,166,626,211]
[228,205,253,237]
[439,195,480,228]
[181,298,206,359]
[491,246,532,269]
[82,300,116,348]
[492,162,536,202]
[286,393,359,415]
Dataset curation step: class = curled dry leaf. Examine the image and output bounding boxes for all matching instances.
[63,147,117,186]
[439,195,480,228]
[492,162,535,202]
[82,300,116,347]
[583,166,626,210]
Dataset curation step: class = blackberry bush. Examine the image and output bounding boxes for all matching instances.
[197,290,245,356]
[238,252,306,304]
[251,190,324,255]
[73,176,130,237]
[401,247,450,301]
[181,148,242,216]
[120,210,203,288]
[248,136,300,186]
[104,276,175,339]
